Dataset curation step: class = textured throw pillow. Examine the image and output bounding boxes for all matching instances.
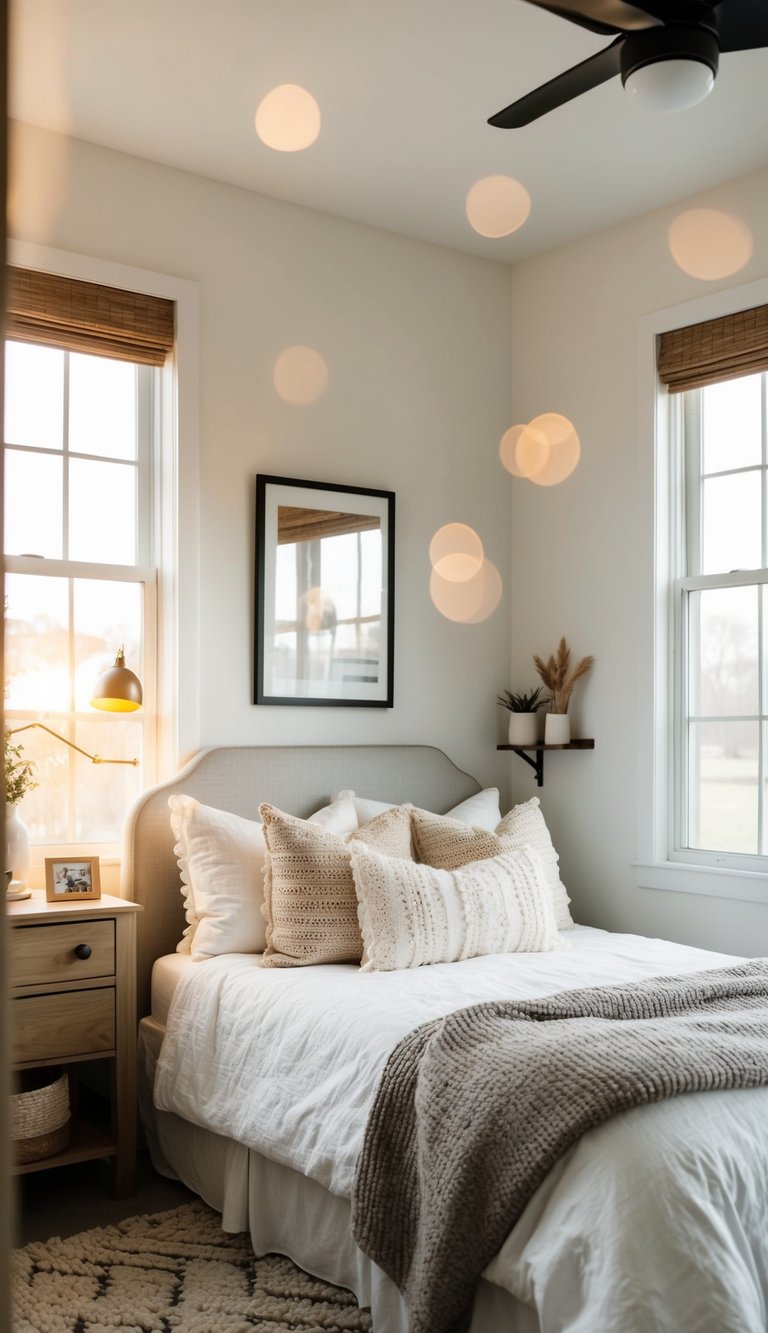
[259,803,413,967]
[334,787,502,832]
[169,796,269,959]
[349,842,560,972]
[409,796,574,930]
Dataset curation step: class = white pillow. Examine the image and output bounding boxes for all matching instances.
[170,793,358,959]
[306,792,359,835]
[169,796,268,960]
[444,787,502,830]
[335,787,502,832]
[349,841,560,972]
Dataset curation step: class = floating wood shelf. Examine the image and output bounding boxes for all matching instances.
[497,739,595,788]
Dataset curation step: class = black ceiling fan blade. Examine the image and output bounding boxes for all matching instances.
[522,0,660,37]
[489,37,623,127]
[714,0,768,52]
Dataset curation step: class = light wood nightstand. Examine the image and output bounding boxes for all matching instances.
[8,891,143,1198]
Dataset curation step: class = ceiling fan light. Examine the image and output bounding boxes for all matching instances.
[624,57,715,111]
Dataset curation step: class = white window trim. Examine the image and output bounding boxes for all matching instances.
[7,239,201,773]
[634,274,768,905]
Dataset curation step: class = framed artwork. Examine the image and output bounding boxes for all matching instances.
[45,857,102,902]
[254,475,395,706]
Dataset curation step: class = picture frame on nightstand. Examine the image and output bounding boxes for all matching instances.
[45,856,102,902]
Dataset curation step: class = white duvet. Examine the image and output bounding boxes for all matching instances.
[154,925,768,1332]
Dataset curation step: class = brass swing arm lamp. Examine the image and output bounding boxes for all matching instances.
[6,722,139,767]
[7,648,144,768]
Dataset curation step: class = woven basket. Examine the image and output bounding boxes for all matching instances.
[11,1068,70,1164]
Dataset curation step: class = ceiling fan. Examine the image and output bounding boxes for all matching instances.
[488,0,768,128]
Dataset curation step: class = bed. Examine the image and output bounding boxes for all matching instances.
[125,744,768,1333]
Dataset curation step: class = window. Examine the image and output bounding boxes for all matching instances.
[3,266,175,859]
[4,341,156,851]
[674,372,768,868]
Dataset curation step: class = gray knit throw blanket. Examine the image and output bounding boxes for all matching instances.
[352,961,768,1333]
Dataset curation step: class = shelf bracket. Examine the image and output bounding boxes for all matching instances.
[511,747,544,787]
[497,740,594,788]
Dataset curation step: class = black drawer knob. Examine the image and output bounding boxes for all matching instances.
[74,943,92,960]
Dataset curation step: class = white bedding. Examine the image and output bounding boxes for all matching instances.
[153,925,768,1331]
[150,951,194,1027]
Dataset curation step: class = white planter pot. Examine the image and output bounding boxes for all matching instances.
[6,802,30,892]
[507,713,539,747]
[544,713,571,745]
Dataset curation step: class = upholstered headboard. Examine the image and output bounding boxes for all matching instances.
[121,744,481,1015]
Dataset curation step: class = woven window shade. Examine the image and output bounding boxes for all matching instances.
[6,267,175,366]
[658,304,768,393]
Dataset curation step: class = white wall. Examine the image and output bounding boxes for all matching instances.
[506,164,768,956]
[9,121,515,799]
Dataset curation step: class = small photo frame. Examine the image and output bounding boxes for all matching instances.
[45,857,101,902]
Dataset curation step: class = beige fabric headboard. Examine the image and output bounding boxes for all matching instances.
[121,744,481,1015]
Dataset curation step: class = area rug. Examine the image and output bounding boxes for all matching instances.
[13,1199,373,1332]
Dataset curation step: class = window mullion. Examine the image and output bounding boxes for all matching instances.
[137,365,153,565]
[677,392,703,854]
[760,373,768,853]
[67,575,77,843]
[62,351,70,559]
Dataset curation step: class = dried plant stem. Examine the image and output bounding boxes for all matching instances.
[533,637,594,714]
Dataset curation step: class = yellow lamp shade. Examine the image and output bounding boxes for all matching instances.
[90,649,143,713]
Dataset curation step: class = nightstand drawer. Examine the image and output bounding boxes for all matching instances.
[11,921,115,986]
[12,987,115,1063]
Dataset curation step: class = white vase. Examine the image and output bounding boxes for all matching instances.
[544,713,571,745]
[507,712,539,747]
[6,803,30,891]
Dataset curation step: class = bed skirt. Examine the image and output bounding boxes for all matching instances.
[138,1017,538,1333]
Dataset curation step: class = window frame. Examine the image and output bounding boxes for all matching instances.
[634,277,768,906]
[670,375,768,873]
[7,239,201,780]
[4,335,159,853]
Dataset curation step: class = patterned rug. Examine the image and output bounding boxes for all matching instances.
[13,1199,373,1331]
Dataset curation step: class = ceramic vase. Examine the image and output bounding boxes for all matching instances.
[6,803,30,892]
[507,712,539,747]
[544,713,571,745]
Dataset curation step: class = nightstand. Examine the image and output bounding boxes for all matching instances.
[8,891,143,1198]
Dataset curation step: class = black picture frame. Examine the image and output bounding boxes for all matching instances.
[254,474,395,706]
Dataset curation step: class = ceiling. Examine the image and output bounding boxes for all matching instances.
[9,0,768,263]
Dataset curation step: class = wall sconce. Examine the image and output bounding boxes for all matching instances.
[8,648,143,767]
[90,648,143,713]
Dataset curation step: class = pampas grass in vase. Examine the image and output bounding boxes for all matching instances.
[533,637,594,744]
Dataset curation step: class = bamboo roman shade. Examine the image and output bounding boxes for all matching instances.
[658,304,768,394]
[6,267,175,366]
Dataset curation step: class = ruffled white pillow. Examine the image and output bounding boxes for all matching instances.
[349,841,560,972]
[170,792,360,959]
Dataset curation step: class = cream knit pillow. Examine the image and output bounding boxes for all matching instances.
[349,842,560,971]
[259,802,413,967]
[409,797,573,929]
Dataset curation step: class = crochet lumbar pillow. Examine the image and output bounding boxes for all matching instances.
[349,841,560,972]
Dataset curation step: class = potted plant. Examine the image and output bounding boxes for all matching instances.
[497,686,546,747]
[533,638,594,745]
[5,731,38,899]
